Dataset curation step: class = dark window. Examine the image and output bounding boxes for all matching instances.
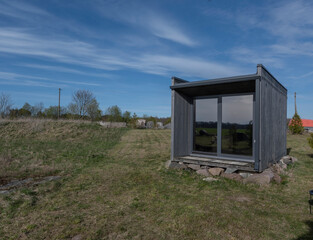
[193,94,254,158]
[194,98,218,153]
[221,95,253,156]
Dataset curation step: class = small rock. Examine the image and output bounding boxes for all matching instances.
[0,190,10,195]
[281,156,292,165]
[196,169,210,177]
[239,172,252,179]
[201,166,208,169]
[188,164,201,171]
[72,235,82,240]
[282,155,291,160]
[34,176,61,185]
[243,174,271,185]
[208,167,225,176]
[262,169,274,181]
[0,178,33,191]
[168,162,187,170]
[203,177,218,182]
[225,168,238,174]
[221,173,243,181]
[272,173,282,184]
[291,156,298,163]
[272,163,284,174]
[164,160,171,169]
[279,160,287,170]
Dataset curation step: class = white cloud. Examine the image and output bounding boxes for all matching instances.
[136,54,246,79]
[0,71,101,88]
[20,64,113,78]
[230,47,284,68]
[0,0,49,19]
[96,0,197,46]
[0,28,246,80]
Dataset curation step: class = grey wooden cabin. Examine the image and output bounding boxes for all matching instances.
[170,64,287,172]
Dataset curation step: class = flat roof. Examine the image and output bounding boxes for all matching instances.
[170,64,287,92]
[170,74,259,90]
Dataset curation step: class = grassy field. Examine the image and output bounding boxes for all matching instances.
[0,120,313,239]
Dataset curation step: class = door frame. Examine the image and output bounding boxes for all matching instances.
[192,92,255,162]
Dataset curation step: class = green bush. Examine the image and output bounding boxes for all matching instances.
[308,133,313,149]
[289,113,304,134]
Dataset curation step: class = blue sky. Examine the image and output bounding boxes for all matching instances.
[0,0,312,118]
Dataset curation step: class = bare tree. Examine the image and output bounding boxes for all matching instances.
[69,90,99,118]
[0,93,13,118]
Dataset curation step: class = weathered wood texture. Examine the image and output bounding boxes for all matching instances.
[171,78,193,159]
[258,65,287,171]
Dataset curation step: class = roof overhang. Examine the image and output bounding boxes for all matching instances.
[170,74,260,90]
[170,74,259,97]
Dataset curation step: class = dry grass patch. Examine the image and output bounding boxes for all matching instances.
[1,123,313,239]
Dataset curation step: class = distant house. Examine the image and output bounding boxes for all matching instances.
[136,119,146,128]
[301,119,313,132]
[288,119,313,132]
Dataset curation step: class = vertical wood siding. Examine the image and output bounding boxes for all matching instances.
[259,67,287,171]
[172,91,193,158]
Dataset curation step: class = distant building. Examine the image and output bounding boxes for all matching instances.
[302,119,313,132]
[146,121,154,129]
[156,122,163,129]
[136,119,146,128]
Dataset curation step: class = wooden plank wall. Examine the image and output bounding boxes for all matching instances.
[259,67,287,171]
[172,90,193,158]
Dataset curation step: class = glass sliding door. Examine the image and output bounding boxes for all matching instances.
[194,98,218,154]
[221,95,253,156]
[193,94,254,159]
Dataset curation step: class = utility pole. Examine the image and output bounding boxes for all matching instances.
[58,88,61,119]
[294,92,297,115]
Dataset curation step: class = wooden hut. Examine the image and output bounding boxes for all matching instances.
[170,64,287,172]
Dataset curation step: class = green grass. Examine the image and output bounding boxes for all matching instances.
[0,120,313,239]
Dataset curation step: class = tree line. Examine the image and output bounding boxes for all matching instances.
[0,90,170,125]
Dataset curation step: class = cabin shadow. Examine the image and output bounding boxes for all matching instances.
[294,220,313,240]
[287,148,292,155]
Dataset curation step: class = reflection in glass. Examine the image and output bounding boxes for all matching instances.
[194,98,218,153]
[221,95,253,156]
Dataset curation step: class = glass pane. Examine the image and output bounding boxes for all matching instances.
[194,98,218,153]
[221,95,253,156]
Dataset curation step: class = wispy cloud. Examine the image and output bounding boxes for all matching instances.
[230,1,313,40]
[205,0,313,68]
[20,63,113,78]
[96,0,197,46]
[0,71,101,88]
[144,15,196,46]
[0,27,245,79]
[0,0,49,20]
[230,47,284,68]
[135,55,246,78]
